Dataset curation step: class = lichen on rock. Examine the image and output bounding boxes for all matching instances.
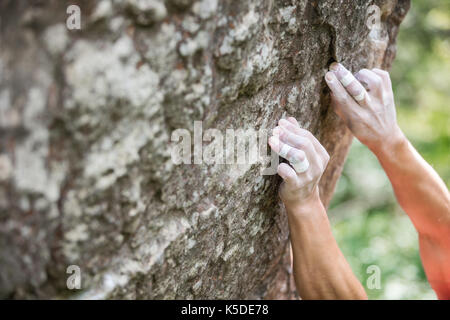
[0,0,409,299]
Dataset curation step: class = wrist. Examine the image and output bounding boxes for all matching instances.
[368,127,407,158]
[283,186,323,217]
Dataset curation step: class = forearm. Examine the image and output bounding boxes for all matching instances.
[269,115,366,299]
[285,189,367,300]
[371,131,450,236]
[324,63,450,299]
[372,134,450,298]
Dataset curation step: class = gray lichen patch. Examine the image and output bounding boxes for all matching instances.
[125,0,168,26]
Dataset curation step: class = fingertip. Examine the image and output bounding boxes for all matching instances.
[279,118,291,128]
[325,73,343,97]
[272,126,282,137]
[277,163,297,181]
[287,117,299,127]
[269,135,280,150]
[329,62,340,72]
[277,163,287,179]
[325,71,335,82]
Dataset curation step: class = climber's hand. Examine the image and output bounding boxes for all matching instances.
[325,63,404,153]
[269,118,329,208]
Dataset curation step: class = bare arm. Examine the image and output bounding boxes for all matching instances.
[286,189,367,299]
[374,135,450,299]
[325,63,450,299]
[269,118,367,299]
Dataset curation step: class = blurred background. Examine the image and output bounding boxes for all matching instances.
[329,0,450,299]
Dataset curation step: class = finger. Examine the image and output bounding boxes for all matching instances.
[372,68,392,92]
[276,125,315,156]
[371,68,394,106]
[287,117,300,128]
[277,163,300,189]
[269,135,306,162]
[278,119,322,149]
[276,128,321,173]
[355,69,383,97]
[325,71,360,120]
[272,126,282,137]
[329,63,370,107]
[276,119,330,172]
[330,94,347,121]
[269,136,309,173]
[278,119,325,155]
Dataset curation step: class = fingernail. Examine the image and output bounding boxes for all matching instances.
[325,72,334,82]
[329,62,340,71]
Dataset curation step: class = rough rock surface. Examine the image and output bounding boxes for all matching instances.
[0,0,409,299]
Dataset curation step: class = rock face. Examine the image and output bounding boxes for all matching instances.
[0,0,409,299]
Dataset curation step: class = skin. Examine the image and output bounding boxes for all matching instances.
[269,62,450,299]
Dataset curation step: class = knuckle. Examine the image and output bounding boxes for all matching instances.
[292,135,308,149]
[374,68,389,77]
[304,138,314,150]
[372,75,382,86]
[289,149,305,161]
[287,148,300,161]
[360,68,371,75]
[300,128,314,140]
[293,149,306,162]
[281,131,291,141]
[304,171,314,182]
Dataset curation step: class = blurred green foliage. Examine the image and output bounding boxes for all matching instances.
[329,0,450,299]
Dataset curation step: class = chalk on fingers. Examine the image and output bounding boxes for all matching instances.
[291,157,309,173]
[279,144,292,159]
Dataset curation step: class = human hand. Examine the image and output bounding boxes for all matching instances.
[268,117,330,209]
[325,63,405,154]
